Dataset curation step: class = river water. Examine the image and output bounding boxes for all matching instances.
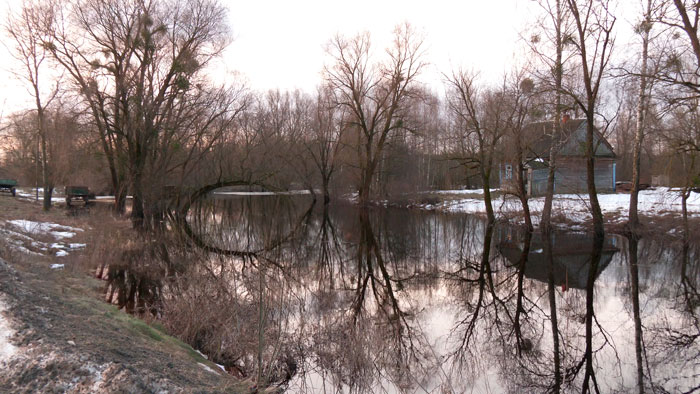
[182,193,698,393]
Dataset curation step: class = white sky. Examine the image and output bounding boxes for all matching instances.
[223,0,537,92]
[0,0,640,115]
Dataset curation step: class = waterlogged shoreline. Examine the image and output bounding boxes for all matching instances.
[355,187,700,231]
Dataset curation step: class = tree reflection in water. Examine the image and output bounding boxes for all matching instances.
[161,194,699,393]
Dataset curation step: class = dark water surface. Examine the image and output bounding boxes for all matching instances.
[185,193,699,393]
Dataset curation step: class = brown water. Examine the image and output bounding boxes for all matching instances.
[183,193,699,393]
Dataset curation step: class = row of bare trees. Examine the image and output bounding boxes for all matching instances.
[2,0,700,236]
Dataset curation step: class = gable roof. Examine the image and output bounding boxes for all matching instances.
[523,119,616,159]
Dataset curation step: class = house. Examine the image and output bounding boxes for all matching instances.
[500,117,617,196]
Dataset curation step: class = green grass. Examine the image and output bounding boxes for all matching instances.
[99,304,211,364]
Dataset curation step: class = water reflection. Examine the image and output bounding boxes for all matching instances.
[172,194,699,393]
[497,231,618,290]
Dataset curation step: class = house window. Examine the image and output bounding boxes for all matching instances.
[504,164,513,180]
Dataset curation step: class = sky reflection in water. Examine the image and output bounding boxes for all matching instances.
[188,194,699,393]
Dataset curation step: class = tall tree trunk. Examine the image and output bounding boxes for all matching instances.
[682,187,689,247]
[629,0,652,231]
[586,113,605,238]
[34,90,52,211]
[96,121,125,215]
[359,170,372,206]
[40,124,51,211]
[482,171,495,224]
[542,0,564,232]
[131,173,146,230]
[515,138,534,231]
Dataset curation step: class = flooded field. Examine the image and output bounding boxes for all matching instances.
[177,193,699,393]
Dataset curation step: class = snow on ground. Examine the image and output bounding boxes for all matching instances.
[15,189,66,204]
[421,187,700,225]
[8,220,83,239]
[0,295,17,362]
[2,220,85,259]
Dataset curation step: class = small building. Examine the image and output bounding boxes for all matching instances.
[500,118,617,196]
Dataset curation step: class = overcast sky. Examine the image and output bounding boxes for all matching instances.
[0,0,640,116]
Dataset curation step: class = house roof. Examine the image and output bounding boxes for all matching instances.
[523,119,616,159]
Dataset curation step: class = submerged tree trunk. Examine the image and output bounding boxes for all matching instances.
[581,234,604,393]
[514,230,532,355]
[628,236,645,393]
[322,174,331,204]
[543,230,562,392]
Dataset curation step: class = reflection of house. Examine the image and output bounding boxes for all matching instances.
[500,117,617,196]
[496,230,619,290]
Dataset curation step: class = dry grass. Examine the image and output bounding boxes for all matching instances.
[0,196,247,392]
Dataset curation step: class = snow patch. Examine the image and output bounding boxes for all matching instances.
[8,220,83,240]
[420,187,700,225]
[198,362,218,374]
[50,264,65,269]
[0,296,17,362]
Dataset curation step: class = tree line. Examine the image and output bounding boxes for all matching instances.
[0,0,699,239]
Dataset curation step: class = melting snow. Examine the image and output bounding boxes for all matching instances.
[0,296,17,362]
[424,187,700,224]
[50,264,65,269]
[198,362,218,374]
[3,220,85,257]
[8,220,83,240]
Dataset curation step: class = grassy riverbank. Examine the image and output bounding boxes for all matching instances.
[0,196,246,393]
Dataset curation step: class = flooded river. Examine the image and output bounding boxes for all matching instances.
[179,193,699,393]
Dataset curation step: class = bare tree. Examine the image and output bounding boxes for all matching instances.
[445,72,515,224]
[306,86,346,203]
[565,0,616,238]
[508,75,537,231]
[630,0,657,232]
[44,0,240,229]
[529,0,576,232]
[5,0,61,210]
[324,23,426,204]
